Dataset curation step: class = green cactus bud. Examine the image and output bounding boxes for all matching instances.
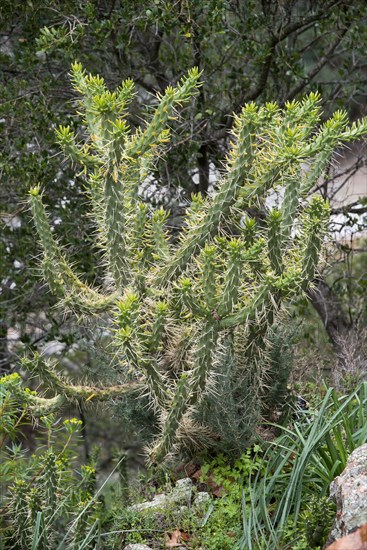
[42,450,58,513]
[280,170,301,241]
[149,374,190,463]
[151,208,170,262]
[301,196,330,285]
[148,301,169,352]
[191,320,218,402]
[103,174,129,289]
[11,479,32,548]
[178,277,206,317]
[268,209,284,275]
[218,238,243,317]
[201,244,217,310]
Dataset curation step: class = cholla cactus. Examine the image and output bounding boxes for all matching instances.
[26,63,367,462]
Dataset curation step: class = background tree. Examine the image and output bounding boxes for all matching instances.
[2,0,367,372]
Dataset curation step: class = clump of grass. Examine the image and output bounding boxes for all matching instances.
[241,382,367,549]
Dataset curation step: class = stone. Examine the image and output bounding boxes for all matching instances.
[124,545,153,550]
[130,477,193,512]
[193,491,211,507]
[325,524,367,549]
[326,444,367,546]
[174,477,193,503]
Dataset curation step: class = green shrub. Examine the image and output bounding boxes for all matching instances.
[0,373,106,549]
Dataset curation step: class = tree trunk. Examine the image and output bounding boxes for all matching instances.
[308,278,352,368]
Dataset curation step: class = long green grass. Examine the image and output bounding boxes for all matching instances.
[240,382,367,550]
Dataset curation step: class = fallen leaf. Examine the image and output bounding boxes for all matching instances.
[174,462,199,479]
[165,529,191,547]
[180,531,191,542]
[212,484,224,498]
[326,524,367,549]
[192,468,202,481]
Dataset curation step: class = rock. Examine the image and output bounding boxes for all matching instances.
[130,493,167,512]
[130,477,193,512]
[124,545,153,550]
[193,491,211,507]
[175,477,193,502]
[326,444,367,546]
[325,523,367,549]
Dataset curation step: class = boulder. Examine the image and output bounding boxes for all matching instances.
[193,491,211,507]
[325,444,367,547]
[130,477,193,512]
[325,524,367,550]
[124,545,153,550]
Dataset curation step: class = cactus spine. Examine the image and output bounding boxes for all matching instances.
[25,64,367,461]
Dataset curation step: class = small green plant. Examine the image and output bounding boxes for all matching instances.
[200,445,264,498]
[0,373,105,549]
[300,495,336,548]
[276,495,336,550]
[104,481,242,550]
[197,448,265,549]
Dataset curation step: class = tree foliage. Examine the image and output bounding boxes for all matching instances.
[2,1,367,374]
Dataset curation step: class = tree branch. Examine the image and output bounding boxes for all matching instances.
[308,278,352,365]
[283,27,350,103]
